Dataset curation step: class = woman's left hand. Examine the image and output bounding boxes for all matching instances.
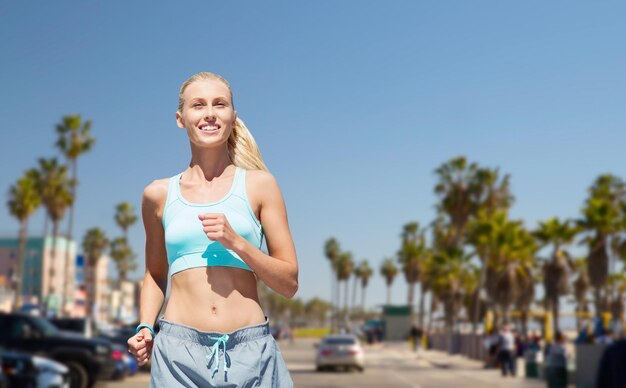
[199,213,243,251]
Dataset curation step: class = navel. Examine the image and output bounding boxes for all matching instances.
[211,305,218,315]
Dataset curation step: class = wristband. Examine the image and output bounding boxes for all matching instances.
[136,323,156,337]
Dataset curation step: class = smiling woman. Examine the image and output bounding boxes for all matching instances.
[126,72,298,387]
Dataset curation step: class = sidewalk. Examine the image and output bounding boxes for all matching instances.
[370,341,548,388]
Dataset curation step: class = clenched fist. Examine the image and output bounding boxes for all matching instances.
[199,213,244,251]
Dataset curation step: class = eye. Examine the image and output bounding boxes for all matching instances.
[215,102,226,107]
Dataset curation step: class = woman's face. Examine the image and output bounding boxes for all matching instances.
[176,79,237,148]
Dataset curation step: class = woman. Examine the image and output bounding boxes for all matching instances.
[127,72,298,387]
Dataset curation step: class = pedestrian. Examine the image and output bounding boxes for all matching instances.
[410,324,419,352]
[127,72,298,387]
[596,339,626,388]
[497,323,516,377]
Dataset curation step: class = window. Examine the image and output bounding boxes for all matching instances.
[324,337,357,345]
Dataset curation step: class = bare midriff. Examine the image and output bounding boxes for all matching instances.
[163,266,266,333]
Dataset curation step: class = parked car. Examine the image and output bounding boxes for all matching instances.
[109,343,130,380]
[31,355,70,388]
[49,318,95,338]
[315,334,365,372]
[0,313,116,388]
[123,352,138,376]
[98,326,152,372]
[0,349,70,388]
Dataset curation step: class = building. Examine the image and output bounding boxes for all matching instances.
[74,253,113,322]
[381,305,413,341]
[110,280,140,324]
[92,254,113,322]
[0,236,77,315]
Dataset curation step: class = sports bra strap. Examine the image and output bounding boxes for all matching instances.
[231,167,247,199]
[165,173,181,208]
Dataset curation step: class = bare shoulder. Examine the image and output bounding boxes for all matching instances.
[142,178,169,210]
[246,169,281,197]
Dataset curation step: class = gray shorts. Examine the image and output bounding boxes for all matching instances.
[150,317,293,388]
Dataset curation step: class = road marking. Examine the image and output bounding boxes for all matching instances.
[387,370,422,388]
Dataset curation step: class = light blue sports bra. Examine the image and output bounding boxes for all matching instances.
[162,167,263,276]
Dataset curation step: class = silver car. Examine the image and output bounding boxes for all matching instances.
[315,335,364,372]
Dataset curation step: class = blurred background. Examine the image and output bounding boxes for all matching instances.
[1,1,625,387]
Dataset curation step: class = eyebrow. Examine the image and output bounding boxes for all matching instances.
[190,96,229,102]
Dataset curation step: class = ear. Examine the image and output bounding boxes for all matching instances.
[175,110,185,129]
[233,110,238,125]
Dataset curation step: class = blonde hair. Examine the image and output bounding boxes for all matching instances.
[178,72,268,172]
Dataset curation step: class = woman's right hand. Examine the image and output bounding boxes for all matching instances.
[127,328,154,366]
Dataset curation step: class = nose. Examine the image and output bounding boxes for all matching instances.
[204,108,216,121]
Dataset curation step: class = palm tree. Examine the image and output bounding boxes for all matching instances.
[324,238,341,329]
[417,256,433,328]
[358,261,373,312]
[352,262,361,313]
[82,228,109,319]
[467,210,497,331]
[305,297,331,327]
[36,158,74,312]
[398,222,426,310]
[114,202,138,240]
[7,169,41,310]
[110,237,137,287]
[55,114,95,314]
[490,217,537,324]
[335,251,354,323]
[533,217,578,332]
[380,257,398,305]
[572,258,590,331]
[514,264,536,337]
[434,157,478,248]
[578,174,626,315]
[426,246,474,329]
[608,273,626,325]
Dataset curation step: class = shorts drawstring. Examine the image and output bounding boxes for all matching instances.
[206,334,230,378]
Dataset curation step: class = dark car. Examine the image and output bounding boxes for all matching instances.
[0,313,116,388]
[0,350,37,387]
[49,318,95,338]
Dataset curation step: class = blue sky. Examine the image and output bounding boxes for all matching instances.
[1,2,625,313]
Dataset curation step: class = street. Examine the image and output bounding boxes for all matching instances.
[101,338,546,388]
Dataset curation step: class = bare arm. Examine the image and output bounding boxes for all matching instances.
[235,172,298,298]
[199,171,298,298]
[139,180,169,326]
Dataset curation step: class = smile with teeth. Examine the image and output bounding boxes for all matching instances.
[199,124,219,132]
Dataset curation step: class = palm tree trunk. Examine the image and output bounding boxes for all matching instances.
[361,284,365,313]
[44,221,60,317]
[329,269,335,330]
[553,297,560,333]
[427,295,436,332]
[61,159,77,318]
[344,280,349,314]
[473,258,487,333]
[12,219,28,311]
[352,276,357,314]
[386,284,391,305]
[418,284,426,328]
[594,288,603,316]
[43,214,49,238]
[335,277,341,329]
[520,309,528,337]
[85,256,93,319]
[408,281,415,307]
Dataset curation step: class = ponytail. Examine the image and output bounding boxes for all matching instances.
[228,117,268,172]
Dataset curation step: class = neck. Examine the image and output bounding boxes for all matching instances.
[187,144,234,180]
